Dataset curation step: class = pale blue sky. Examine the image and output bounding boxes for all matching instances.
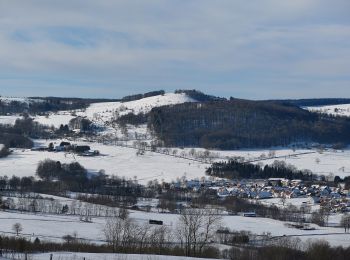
[0,0,349,99]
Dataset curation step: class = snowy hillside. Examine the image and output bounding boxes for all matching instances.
[306,104,350,117]
[81,92,196,122]
[54,93,194,136]
[0,93,196,130]
[33,112,76,128]
[0,96,43,104]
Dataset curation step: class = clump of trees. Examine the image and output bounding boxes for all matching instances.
[36,159,88,185]
[0,170,142,200]
[116,112,148,126]
[343,176,350,190]
[0,145,10,158]
[103,208,221,257]
[175,89,226,102]
[0,97,104,116]
[35,159,93,192]
[0,132,33,148]
[0,116,52,148]
[69,117,92,132]
[206,159,314,181]
[103,210,175,254]
[121,90,165,102]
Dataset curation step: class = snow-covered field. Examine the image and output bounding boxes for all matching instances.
[260,149,350,178]
[27,252,215,260]
[0,115,20,125]
[306,104,350,117]
[0,210,105,243]
[34,113,76,128]
[1,139,350,183]
[0,113,75,128]
[0,140,206,184]
[259,197,318,210]
[197,147,350,179]
[0,206,349,247]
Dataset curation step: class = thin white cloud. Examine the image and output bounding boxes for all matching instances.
[0,0,349,98]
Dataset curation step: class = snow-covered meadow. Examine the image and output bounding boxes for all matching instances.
[187,147,350,179]
[0,140,207,184]
[0,115,20,126]
[0,205,349,247]
[1,139,350,184]
[255,149,350,179]
[306,104,350,117]
[24,252,217,260]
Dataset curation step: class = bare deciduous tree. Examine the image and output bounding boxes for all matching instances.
[103,215,136,252]
[12,223,22,236]
[341,214,350,233]
[177,208,222,256]
[280,194,287,206]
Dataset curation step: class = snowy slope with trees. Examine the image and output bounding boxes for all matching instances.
[0,93,195,132]
[306,104,350,117]
[0,96,43,104]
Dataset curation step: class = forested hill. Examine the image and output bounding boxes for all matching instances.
[271,98,350,107]
[174,89,226,102]
[147,98,350,149]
